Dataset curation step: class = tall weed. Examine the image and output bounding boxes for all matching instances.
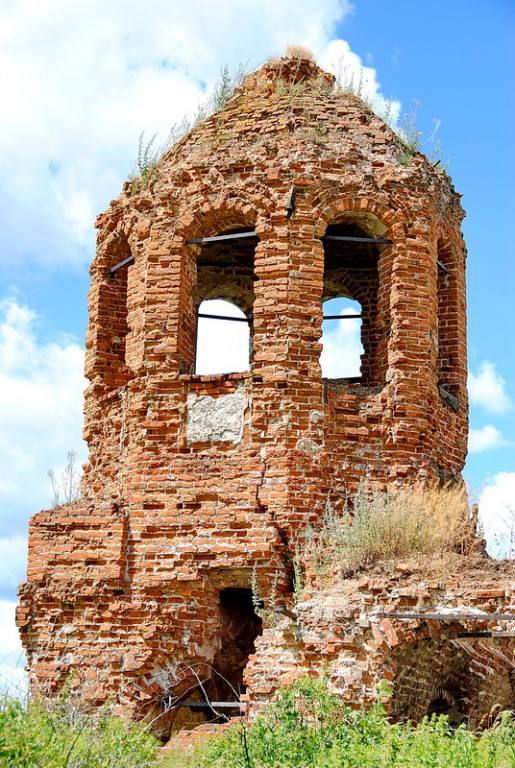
[307,483,472,577]
[0,691,160,768]
[163,677,515,768]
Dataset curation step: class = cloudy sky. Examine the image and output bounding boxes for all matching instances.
[1,0,514,688]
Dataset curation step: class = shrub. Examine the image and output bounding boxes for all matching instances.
[284,44,314,61]
[307,483,473,577]
[48,449,81,507]
[163,677,515,768]
[0,692,160,768]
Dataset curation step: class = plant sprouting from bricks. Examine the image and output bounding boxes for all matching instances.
[398,98,422,154]
[211,65,234,112]
[130,132,161,189]
[48,450,81,507]
[306,482,474,578]
[251,567,280,627]
[292,554,303,603]
[129,63,246,191]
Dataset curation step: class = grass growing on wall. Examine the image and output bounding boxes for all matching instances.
[306,483,474,579]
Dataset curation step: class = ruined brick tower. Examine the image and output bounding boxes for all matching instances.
[18,56,473,733]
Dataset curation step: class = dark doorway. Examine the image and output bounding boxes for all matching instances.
[206,588,263,711]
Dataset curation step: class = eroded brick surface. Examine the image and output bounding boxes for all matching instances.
[244,574,515,728]
[18,56,489,735]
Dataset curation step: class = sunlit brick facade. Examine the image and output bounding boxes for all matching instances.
[19,57,496,738]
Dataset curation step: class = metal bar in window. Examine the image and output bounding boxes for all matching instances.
[322,235,393,244]
[168,701,243,709]
[323,314,362,320]
[186,231,258,245]
[437,259,449,274]
[198,313,249,323]
[457,631,492,638]
[108,255,135,278]
[457,631,515,638]
[285,186,296,219]
[198,313,360,322]
[378,611,515,621]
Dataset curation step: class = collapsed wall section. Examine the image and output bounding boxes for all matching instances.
[244,574,515,729]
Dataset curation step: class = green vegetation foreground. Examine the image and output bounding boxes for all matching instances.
[2,678,515,768]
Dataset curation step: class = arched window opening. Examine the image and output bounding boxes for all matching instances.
[96,233,133,390]
[193,225,257,376]
[322,217,387,385]
[389,635,515,729]
[195,299,250,374]
[320,297,363,378]
[436,242,457,397]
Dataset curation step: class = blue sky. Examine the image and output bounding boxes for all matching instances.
[0,0,514,687]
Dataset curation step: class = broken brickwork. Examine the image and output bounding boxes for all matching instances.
[244,570,515,729]
[18,56,500,738]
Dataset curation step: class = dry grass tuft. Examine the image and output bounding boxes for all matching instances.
[307,483,475,579]
[284,44,315,61]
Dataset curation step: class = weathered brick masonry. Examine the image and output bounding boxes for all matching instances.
[245,573,515,730]
[19,56,513,736]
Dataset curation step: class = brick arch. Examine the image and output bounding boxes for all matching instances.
[367,618,515,727]
[171,184,276,245]
[322,271,370,310]
[312,198,398,387]
[435,227,455,258]
[91,223,136,275]
[309,193,409,242]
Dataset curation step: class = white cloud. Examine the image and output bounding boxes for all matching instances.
[478,472,515,558]
[319,39,401,124]
[0,537,27,596]
[0,1,395,273]
[0,600,27,697]
[0,600,24,660]
[0,294,87,546]
[468,424,508,454]
[468,361,513,414]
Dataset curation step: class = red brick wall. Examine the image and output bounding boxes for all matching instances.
[19,56,471,724]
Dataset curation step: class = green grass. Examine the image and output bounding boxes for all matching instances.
[0,691,160,767]
[2,678,514,767]
[163,678,515,768]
